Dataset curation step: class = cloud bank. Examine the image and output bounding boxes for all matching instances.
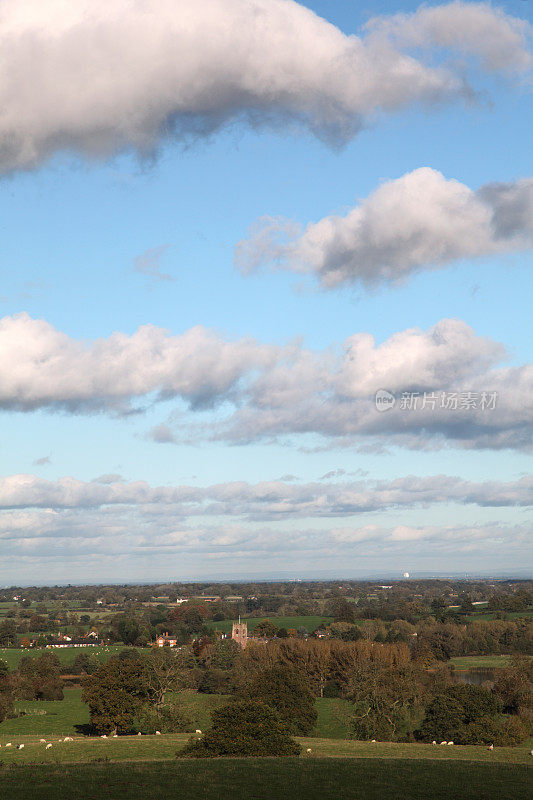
[0,1,530,173]
[1,314,531,450]
[0,471,530,515]
[236,169,533,287]
[0,473,530,581]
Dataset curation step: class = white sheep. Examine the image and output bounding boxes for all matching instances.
[440,741,447,745]
[306,748,312,754]
[432,741,437,745]
[17,744,24,750]
[137,732,142,736]
[195,729,202,734]
[447,741,454,746]
[40,739,46,743]
[46,743,52,750]
[112,734,118,738]
[5,743,12,748]
[100,734,107,739]
[371,739,377,743]
[488,744,494,751]
[155,730,161,736]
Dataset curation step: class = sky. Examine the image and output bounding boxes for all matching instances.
[0,0,532,585]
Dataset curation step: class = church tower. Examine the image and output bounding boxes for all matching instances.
[232,617,248,648]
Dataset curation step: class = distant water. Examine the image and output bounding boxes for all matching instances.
[451,668,498,686]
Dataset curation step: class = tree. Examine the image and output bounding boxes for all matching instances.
[180,700,300,758]
[14,652,63,701]
[243,664,318,735]
[117,617,140,645]
[82,652,151,734]
[144,648,184,707]
[330,597,355,624]
[0,659,14,723]
[253,619,279,638]
[416,684,501,744]
[350,663,427,742]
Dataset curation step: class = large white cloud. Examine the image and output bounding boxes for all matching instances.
[0,1,530,173]
[236,169,533,287]
[0,312,277,412]
[1,313,531,450]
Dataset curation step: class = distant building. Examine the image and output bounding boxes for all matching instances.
[193,596,221,603]
[232,619,248,649]
[154,632,178,647]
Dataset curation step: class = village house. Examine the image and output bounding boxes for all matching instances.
[154,632,178,647]
[46,631,103,649]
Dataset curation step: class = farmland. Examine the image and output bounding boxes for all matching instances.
[0,645,128,671]
[205,616,332,634]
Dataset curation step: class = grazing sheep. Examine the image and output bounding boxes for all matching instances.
[195,729,202,734]
[137,732,142,736]
[40,739,46,743]
[306,748,312,755]
[440,741,447,745]
[155,731,161,736]
[112,734,118,738]
[488,744,494,750]
[63,737,73,742]
[447,741,454,746]
[17,744,24,750]
[100,734,107,739]
[5,743,12,748]
[46,743,52,750]
[432,741,437,745]
[529,749,533,756]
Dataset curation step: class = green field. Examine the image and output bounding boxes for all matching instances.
[206,616,332,634]
[449,655,516,669]
[0,645,130,671]
[0,757,530,800]
[315,698,352,739]
[0,689,352,739]
[0,732,532,765]
[2,689,90,736]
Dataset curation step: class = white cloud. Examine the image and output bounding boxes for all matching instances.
[133,245,173,282]
[365,1,532,73]
[0,1,530,173]
[236,169,533,287]
[0,472,530,515]
[0,312,277,413]
[1,314,531,450]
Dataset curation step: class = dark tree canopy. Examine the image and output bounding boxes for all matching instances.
[244,664,318,735]
[180,700,300,758]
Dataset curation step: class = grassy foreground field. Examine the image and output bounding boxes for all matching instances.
[0,758,530,800]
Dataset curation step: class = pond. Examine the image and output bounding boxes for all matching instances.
[450,667,499,686]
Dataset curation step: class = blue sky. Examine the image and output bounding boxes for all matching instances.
[0,0,532,584]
